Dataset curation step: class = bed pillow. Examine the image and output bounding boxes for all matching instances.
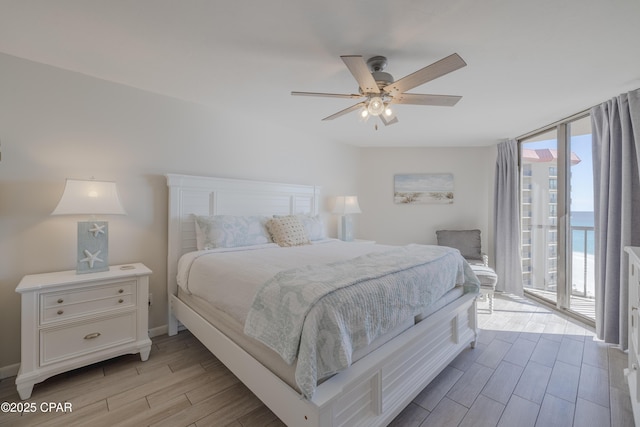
[274,214,327,241]
[297,214,327,241]
[194,215,272,250]
[266,215,310,247]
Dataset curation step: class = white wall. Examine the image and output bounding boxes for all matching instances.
[0,53,360,370]
[357,147,496,254]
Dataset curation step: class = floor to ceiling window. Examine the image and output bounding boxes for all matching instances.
[519,114,595,323]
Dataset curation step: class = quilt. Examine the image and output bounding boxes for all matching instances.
[244,244,480,398]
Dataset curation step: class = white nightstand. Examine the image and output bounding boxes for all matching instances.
[15,263,152,400]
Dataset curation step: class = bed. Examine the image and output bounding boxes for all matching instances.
[166,174,479,427]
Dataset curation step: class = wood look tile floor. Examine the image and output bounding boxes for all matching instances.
[0,294,634,427]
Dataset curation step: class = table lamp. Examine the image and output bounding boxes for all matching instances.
[332,196,361,241]
[51,179,126,273]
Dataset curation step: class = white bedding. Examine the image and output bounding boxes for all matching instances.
[177,240,480,398]
[177,239,396,325]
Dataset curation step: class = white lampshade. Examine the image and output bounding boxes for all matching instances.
[52,179,126,216]
[332,196,362,215]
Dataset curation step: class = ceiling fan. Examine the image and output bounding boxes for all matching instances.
[292,53,466,126]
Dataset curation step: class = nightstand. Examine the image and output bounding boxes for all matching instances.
[15,263,152,400]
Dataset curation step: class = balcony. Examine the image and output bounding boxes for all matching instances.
[571,225,595,299]
[522,224,595,322]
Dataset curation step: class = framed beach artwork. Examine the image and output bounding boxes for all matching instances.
[394,173,454,204]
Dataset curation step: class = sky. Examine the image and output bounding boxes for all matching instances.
[568,134,594,212]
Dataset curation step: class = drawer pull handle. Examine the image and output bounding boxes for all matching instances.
[57,310,64,315]
[57,298,64,304]
[118,289,124,294]
[118,299,124,304]
[84,332,101,340]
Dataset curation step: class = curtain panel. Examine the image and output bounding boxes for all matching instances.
[591,88,640,349]
[494,139,524,295]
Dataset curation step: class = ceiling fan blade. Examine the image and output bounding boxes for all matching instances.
[322,102,366,121]
[379,113,399,126]
[384,53,467,96]
[341,55,380,94]
[392,93,462,106]
[291,91,363,99]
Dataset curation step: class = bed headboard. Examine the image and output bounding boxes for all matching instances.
[166,174,320,296]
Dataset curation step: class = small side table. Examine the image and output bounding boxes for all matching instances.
[15,263,152,400]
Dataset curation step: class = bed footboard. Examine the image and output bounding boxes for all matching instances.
[170,292,478,427]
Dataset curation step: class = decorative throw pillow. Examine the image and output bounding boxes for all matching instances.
[283,214,326,241]
[194,215,272,250]
[266,216,310,247]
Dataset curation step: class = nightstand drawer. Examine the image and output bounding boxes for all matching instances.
[42,295,134,324]
[40,312,136,366]
[40,281,136,325]
[42,281,135,307]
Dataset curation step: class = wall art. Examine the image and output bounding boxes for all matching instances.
[394,173,454,204]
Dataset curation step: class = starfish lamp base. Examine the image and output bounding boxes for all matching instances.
[76,220,109,274]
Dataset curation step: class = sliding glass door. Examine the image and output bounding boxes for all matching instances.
[521,129,560,303]
[520,115,594,322]
[568,116,595,319]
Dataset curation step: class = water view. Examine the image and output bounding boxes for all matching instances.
[571,211,595,298]
[521,115,595,321]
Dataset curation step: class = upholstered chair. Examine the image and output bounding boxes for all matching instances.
[436,229,498,313]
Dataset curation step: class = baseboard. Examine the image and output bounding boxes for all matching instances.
[0,363,19,380]
[149,325,168,338]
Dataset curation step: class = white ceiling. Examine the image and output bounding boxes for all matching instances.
[1,0,639,147]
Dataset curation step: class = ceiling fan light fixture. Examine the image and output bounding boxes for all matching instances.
[293,53,466,125]
[367,96,385,116]
[359,107,371,123]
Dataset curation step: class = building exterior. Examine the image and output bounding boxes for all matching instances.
[521,148,581,291]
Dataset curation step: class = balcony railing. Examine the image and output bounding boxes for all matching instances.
[571,225,595,298]
[521,224,595,299]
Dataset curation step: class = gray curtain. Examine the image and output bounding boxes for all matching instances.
[591,88,640,350]
[494,139,523,295]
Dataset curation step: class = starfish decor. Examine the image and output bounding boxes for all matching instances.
[88,223,106,237]
[80,249,103,268]
[77,220,110,273]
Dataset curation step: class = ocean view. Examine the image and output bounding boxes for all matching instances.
[571,211,595,297]
[571,211,595,255]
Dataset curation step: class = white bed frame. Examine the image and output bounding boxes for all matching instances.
[166,174,478,427]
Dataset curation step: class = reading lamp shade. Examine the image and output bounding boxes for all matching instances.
[52,179,126,216]
[52,179,126,274]
[332,196,362,215]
